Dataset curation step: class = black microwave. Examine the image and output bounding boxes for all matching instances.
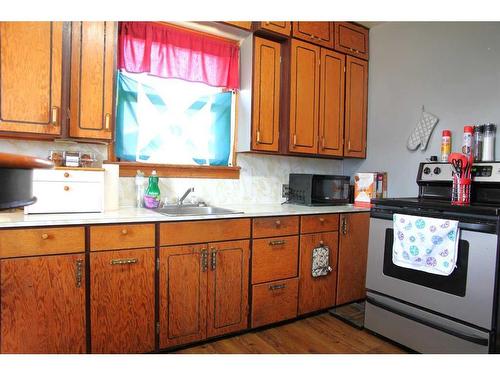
[288,174,351,206]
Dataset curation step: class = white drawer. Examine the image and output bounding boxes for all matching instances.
[25,181,104,214]
[33,168,104,183]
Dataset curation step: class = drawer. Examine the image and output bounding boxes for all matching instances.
[300,214,339,233]
[90,224,155,251]
[252,216,299,238]
[252,235,298,284]
[33,168,104,183]
[251,278,298,328]
[0,226,85,258]
[25,181,104,214]
[160,218,250,246]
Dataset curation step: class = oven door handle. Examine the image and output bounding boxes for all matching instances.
[366,297,489,347]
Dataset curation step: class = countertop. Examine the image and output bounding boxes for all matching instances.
[0,204,369,229]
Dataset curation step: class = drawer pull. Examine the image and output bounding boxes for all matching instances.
[319,240,324,246]
[75,259,83,288]
[121,229,128,235]
[269,284,286,291]
[275,220,281,227]
[201,249,208,272]
[319,217,325,223]
[110,258,138,265]
[41,233,49,240]
[64,172,70,178]
[105,113,111,131]
[269,240,286,246]
[64,186,70,191]
[210,249,217,271]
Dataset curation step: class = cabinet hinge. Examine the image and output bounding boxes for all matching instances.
[156,322,160,334]
[156,258,160,271]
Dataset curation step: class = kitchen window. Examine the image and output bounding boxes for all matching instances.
[112,22,240,178]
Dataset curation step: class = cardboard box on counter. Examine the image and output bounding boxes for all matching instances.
[354,172,387,207]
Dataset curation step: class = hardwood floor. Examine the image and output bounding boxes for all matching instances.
[173,313,407,354]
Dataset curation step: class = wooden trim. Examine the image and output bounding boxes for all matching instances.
[105,161,240,179]
[155,22,241,45]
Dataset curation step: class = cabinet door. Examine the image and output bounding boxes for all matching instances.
[252,37,281,152]
[334,22,369,60]
[222,21,253,30]
[0,254,86,353]
[259,21,291,36]
[90,248,155,353]
[69,21,115,140]
[0,22,63,136]
[292,22,334,49]
[344,56,368,158]
[159,244,207,349]
[207,240,249,338]
[337,213,370,305]
[289,39,320,154]
[318,49,345,157]
[298,231,338,315]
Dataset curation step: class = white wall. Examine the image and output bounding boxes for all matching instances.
[344,22,500,197]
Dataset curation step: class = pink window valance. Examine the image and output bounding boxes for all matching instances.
[118,22,240,90]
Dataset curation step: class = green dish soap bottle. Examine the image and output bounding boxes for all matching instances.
[143,170,161,209]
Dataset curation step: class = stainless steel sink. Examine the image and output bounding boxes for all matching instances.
[153,205,243,216]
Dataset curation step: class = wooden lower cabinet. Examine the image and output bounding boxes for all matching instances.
[298,231,339,315]
[337,213,370,305]
[207,240,250,338]
[90,248,155,353]
[251,235,298,284]
[159,244,207,348]
[0,254,86,353]
[159,239,249,349]
[251,278,298,328]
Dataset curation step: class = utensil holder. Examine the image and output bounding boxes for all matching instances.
[451,175,471,205]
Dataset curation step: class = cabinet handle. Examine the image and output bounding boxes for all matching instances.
[319,217,325,223]
[256,130,261,144]
[275,219,281,227]
[201,249,208,272]
[51,106,59,125]
[110,258,138,265]
[64,186,70,191]
[264,21,270,25]
[293,134,297,146]
[341,217,348,235]
[121,229,128,235]
[104,113,111,131]
[64,172,70,178]
[269,283,286,291]
[319,240,324,246]
[348,140,351,151]
[269,240,286,246]
[210,248,217,271]
[75,259,83,288]
[41,233,49,240]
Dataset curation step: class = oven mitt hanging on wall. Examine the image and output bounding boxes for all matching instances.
[407,110,439,151]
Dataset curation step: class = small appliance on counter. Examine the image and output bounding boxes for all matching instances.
[24,167,105,214]
[288,174,350,206]
[365,160,500,353]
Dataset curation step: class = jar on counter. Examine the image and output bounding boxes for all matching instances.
[473,125,484,162]
[462,125,474,158]
[482,123,497,161]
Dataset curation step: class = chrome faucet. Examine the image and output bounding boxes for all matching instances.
[178,187,195,205]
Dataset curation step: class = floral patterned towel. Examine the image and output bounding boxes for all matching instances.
[393,214,459,276]
[312,246,333,277]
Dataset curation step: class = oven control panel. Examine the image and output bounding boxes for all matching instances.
[418,162,500,182]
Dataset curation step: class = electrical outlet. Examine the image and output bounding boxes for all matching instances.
[282,184,290,198]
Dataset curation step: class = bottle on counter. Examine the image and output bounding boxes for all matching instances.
[462,125,474,158]
[143,170,161,209]
[482,123,497,161]
[473,125,484,162]
[440,130,452,162]
[135,170,146,208]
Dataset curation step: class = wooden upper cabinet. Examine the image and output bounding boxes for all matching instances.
[69,22,115,140]
[344,56,368,158]
[289,39,320,154]
[318,49,345,157]
[337,213,370,305]
[207,239,249,338]
[0,22,63,136]
[334,22,369,60]
[221,21,253,31]
[292,22,334,49]
[257,21,291,36]
[0,254,86,353]
[159,244,208,349]
[252,37,281,152]
[90,248,155,353]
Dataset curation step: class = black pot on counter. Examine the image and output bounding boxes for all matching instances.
[0,152,54,210]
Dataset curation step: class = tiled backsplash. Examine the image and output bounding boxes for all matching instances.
[1,139,343,206]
